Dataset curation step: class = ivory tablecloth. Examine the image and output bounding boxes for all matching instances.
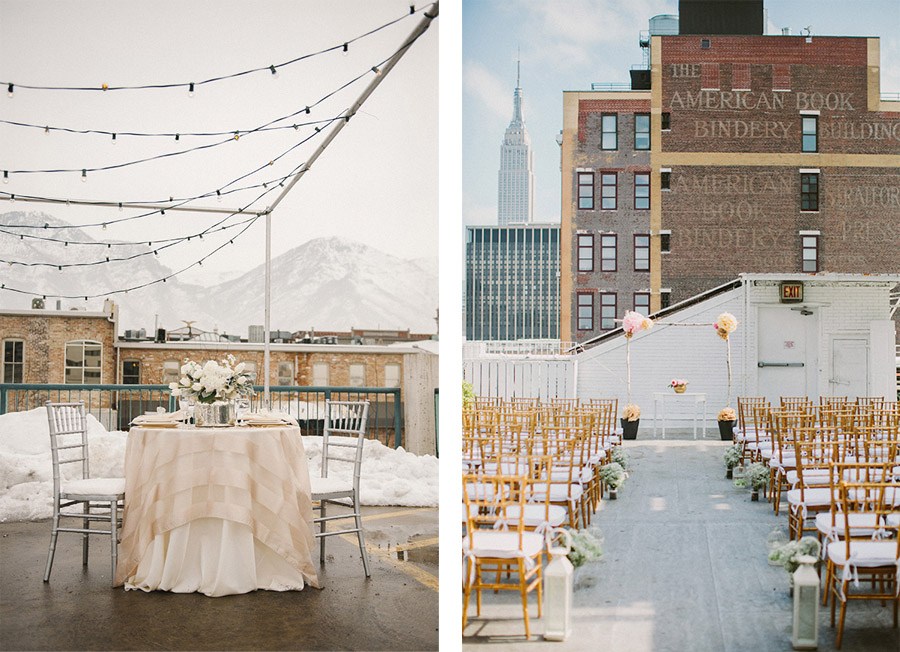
[115,425,320,596]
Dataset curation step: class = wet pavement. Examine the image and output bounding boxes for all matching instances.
[0,505,437,651]
[462,435,899,651]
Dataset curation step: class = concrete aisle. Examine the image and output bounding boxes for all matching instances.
[463,437,899,651]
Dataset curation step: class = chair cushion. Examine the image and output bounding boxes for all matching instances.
[506,504,567,529]
[786,487,836,507]
[463,530,544,560]
[529,483,584,503]
[310,476,352,497]
[61,477,125,497]
[814,512,882,539]
[826,540,900,568]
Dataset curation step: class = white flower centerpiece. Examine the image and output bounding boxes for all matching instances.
[169,354,255,427]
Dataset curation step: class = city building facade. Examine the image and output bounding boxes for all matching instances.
[560,1,900,344]
[465,223,560,341]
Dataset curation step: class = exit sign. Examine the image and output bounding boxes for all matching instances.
[780,282,804,303]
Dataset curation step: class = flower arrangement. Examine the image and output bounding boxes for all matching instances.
[723,444,743,470]
[714,312,738,341]
[746,462,769,491]
[598,462,627,489]
[566,527,604,568]
[168,354,255,404]
[622,310,653,338]
[621,403,640,422]
[462,380,475,408]
[717,407,736,422]
[768,536,821,573]
[610,447,628,470]
[669,378,688,388]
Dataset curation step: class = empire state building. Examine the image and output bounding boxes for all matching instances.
[497,61,534,225]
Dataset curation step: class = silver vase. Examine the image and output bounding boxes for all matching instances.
[195,401,235,427]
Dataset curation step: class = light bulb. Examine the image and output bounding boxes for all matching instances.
[7,83,13,98]
[3,171,8,184]
[44,126,49,135]
[81,169,87,183]
[216,190,222,202]
[111,133,117,145]
[9,194,14,202]
[188,82,195,98]
[118,202,123,212]
[269,65,279,78]
[372,66,381,76]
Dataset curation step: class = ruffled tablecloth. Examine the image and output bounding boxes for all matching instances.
[115,426,320,596]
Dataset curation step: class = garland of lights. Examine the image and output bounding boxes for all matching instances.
[0,3,436,300]
[2,4,426,95]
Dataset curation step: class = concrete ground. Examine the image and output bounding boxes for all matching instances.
[0,505,437,651]
[463,434,899,651]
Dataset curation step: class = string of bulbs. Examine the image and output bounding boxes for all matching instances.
[2,4,426,95]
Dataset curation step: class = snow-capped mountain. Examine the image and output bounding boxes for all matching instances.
[0,212,438,336]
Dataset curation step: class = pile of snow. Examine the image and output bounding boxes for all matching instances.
[0,408,437,523]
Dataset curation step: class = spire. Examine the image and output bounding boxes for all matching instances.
[517,45,521,88]
[511,53,523,125]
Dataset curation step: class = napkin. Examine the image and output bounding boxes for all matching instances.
[240,410,299,427]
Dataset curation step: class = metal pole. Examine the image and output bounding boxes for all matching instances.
[264,210,272,406]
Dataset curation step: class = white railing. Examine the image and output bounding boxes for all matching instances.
[463,340,577,358]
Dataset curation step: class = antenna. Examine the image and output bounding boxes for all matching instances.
[516,45,521,88]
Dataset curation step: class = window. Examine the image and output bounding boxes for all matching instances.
[660,290,672,309]
[801,115,818,152]
[660,170,671,190]
[601,114,617,150]
[599,293,617,330]
[600,234,617,271]
[700,38,711,49]
[312,362,329,386]
[576,293,594,331]
[800,173,819,211]
[634,293,650,316]
[634,234,650,271]
[64,340,101,384]
[577,172,594,209]
[660,231,672,253]
[384,363,401,388]
[600,173,617,209]
[577,234,594,272]
[162,360,180,384]
[634,114,650,150]
[277,362,294,386]
[801,234,819,272]
[122,360,140,384]
[2,339,23,383]
[634,173,650,210]
[349,363,366,387]
[661,112,671,130]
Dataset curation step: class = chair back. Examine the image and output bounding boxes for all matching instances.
[45,402,90,499]
[321,400,370,491]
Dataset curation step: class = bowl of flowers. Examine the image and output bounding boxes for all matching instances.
[669,378,689,394]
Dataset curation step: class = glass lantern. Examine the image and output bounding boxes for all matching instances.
[543,529,573,641]
[792,554,819,650]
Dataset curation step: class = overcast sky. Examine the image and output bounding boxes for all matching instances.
[0,0,438,287]
[462,0,900,226]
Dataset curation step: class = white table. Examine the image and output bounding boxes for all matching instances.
[652,392,708,439]
[116,425,320,596]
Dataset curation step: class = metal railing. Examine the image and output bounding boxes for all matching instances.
[0,384,403,448]
[463,340,578,358]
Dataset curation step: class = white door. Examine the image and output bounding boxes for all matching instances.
[757,307,818,404]
[830,338,868,398]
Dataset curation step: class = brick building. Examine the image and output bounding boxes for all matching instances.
[560,0,900,343]
[1,303,410,390]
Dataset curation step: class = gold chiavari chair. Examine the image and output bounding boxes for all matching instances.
[462,473,545,640]
[825,481,900,649]
[787,439,842,539]
[737,397,769,460]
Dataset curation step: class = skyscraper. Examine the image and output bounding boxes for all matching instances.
[497,59,534,225]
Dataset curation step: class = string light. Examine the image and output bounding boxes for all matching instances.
[269,65,278,78]
[111,133,117,145]
[2,171,7,183]
[188,82,195,97]
[81,169,87,182]
[372,66,381,75]
[7,83,12,98]
[0,5,429,94]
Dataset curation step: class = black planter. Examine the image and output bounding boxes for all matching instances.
[717,419,736,441]
[621,418,639,440]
